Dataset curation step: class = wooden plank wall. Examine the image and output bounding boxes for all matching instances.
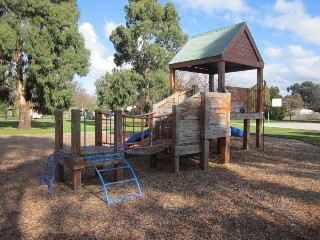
[205,92,231,139]
[172,93,201,156]
[225,86,248,113]
[172,92,231,156]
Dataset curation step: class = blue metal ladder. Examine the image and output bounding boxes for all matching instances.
[40,153,66,192]
[84,154,142,205]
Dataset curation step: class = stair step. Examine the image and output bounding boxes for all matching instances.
[104,178,136,187]
[98,165,130,172]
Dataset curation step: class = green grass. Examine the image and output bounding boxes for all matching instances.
[0,118,145,135]
[231,120,320,146]
[0,119,95,135]
[1,119,319,146]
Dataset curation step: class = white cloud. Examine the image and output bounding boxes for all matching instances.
[287,45,312,58]
[175,0,250,14]
[174,0,255,22]
[79,22,107,58]
[104,21,120,39]
[227,44,320,95]
[264,45,320,94]
[264,0,320,46]
[264,47,283,58]
[78,22,116,93]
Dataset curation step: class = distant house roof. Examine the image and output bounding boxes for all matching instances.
[169,22,264,74]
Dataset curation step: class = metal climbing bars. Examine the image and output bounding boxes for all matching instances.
[84,154,142,205]
[39,153,66,192]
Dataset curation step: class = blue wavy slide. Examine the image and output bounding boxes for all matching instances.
[230,126,244,137]
[125,128,150,147]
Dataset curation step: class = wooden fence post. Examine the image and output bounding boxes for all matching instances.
[71,109,81,157]
[71,109,81,191]
[171,105,180,173]
[243,119,250,149]
[114,110,123,153]
[200,92,209,170]
[95,110,102,146]
[55,109,64,182]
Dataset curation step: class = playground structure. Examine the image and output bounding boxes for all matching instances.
[40,22,265,204]
[168,22,265,151]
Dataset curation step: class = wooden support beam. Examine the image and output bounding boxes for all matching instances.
[171,156,179,173]
[256,68,263,148]
[113,162,123,181]
[209,73,214,92]
[54,109,64,150]
[200,138,209,170]
[72,169,81,191]
[56,163,64,182]
[150,154,157,168]
[256,68,264,112]
[219,137,230,164]
[243,119,250,149]
[54,109,65,182]
[218,61,225,92]
[200,92,210,170]
[192,84,199,95]
[95,110,102,146]
[114,110,123,153]
[169,69,175,95]
[171,105,180,173]
[256,119,263,148]
[71,109,81,157]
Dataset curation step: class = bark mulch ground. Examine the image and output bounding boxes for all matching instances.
[0,133,319,240]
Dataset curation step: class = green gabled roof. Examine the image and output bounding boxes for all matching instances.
[169,22,246,65]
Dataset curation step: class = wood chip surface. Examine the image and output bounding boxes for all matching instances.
[0,133,319,239]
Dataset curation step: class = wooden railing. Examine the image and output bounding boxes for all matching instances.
[248,81,266,113]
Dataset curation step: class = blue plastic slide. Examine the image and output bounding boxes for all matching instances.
[230,126,244,137]
[125,128,150,146]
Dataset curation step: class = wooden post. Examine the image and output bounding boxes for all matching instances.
[256,119,263,148]
[95,110,102,146]
[114,110,123,153]
[54,109,64,182]
[256,68,263,148]
[71,109,81,190]
[192,84,199,95]
[200,92,209,170]
[150,154,157,168]
[219,137,230,164]
[72,169,81,191]
[169,69,175,95]
[209,73,214,92]
[171,105,180,173]
[71,109,81,157]
[113,162,123,181]
[218,61,225,92]
[256,68,264,112]
[55,109,64,150]
[243,119,250,149]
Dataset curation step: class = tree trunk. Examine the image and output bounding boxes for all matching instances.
[17,80,31,129]
[13,42,31,129]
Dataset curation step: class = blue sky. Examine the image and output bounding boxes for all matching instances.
[76,0,320,95]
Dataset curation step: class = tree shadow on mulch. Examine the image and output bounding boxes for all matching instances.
[0,135,54,239]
